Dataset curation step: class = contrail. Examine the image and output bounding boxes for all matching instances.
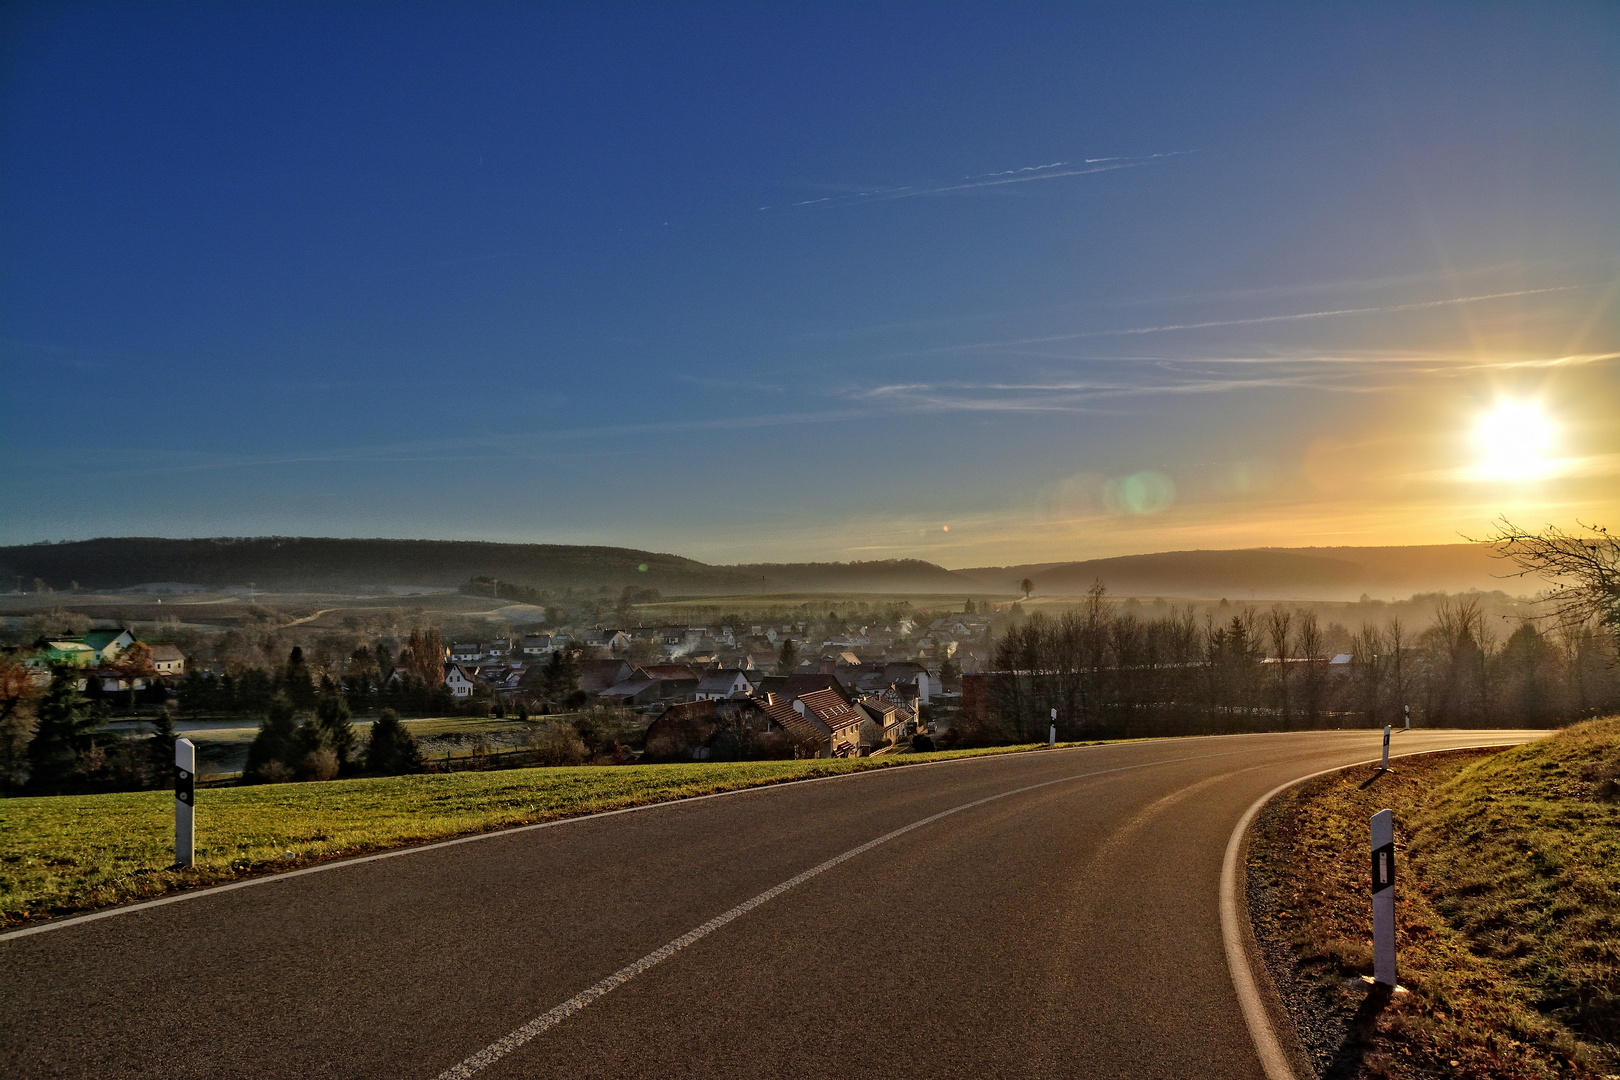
[953,285,1593,350]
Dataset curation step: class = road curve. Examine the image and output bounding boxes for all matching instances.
[0,729,1542,1079]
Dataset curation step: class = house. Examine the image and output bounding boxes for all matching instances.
[765,688,864,758]
[633,663,700,684]
[579,659,634,695]
[859,694,918,747]
[755,672,848,703]
[32,640,96,669]
[443,664,480,699]
[476,665,525,695]
[450,642,483,662]
[597,676,661,707]
[521,635,554,656]
[486,638,513,657]
[883,662,935,704]
[148,643,186,676]
[642,699,721,760]
[81,628,136,664]
[693,669,751,701]
[630,664,701,701]
[92,669,154,694]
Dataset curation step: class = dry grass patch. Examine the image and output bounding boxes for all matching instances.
[1253,720,1620,1079]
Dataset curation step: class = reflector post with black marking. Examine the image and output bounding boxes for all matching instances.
[1370,808,1396,986]
[1381,725,1391,771]
[1049,708,1056,746]
[175,737,195,868]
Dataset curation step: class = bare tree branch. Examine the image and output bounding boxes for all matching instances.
[1481,518,1620,644]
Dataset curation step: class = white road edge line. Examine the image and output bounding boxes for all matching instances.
[2,734,1277,945]
[1218,740,1536,1080]
[432,757,1179,1080]
[0,742,1100,944]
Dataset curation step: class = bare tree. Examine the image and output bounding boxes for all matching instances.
[1485,519,1620,648]
[1296,611,1324,725]
[1265,605,1293,728]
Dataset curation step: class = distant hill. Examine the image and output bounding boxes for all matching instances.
[958,544,1513,600]
[0,536,1518,601]
[0,538,965,597]
[0,537,752,594]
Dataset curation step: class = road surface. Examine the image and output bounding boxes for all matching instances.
[0,729,1541,1079]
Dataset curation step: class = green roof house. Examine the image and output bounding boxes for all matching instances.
[80,628,136,664]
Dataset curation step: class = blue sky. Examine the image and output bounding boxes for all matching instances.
[3,2,1616,565]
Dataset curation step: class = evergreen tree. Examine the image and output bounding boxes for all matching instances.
[314,693,356,769]
[25,665,106,793]
[283,647,317,709]
[244,694,300,782]
[776,638,799,675]
[288,714,338,780]
[146,708,178,784]
[365,708,424,774]
[544,649,580,701]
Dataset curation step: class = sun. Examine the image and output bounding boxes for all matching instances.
[1472,399,1558,481]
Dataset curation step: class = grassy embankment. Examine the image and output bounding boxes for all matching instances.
[0,742,1083,930]
[1256,719,1619,1079]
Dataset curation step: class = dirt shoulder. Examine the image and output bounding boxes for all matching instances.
[1247,720,1620,1080]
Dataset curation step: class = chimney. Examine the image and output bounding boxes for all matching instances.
[820,656,835,674]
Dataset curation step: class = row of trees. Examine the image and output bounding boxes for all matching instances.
[243,695,423,782]
[0,660,433,794]
[0,661,179,794]
[969,591,1617,743]
[962,523,1620,743]
[176,628,587,717]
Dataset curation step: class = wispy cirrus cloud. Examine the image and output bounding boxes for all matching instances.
[759,151,1192,210]
[850,351,1620,414]
[924,286,1597,355]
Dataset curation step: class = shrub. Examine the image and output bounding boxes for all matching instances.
[296,747,340,782]
[528,722,589,767]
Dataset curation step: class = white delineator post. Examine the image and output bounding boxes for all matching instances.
[1404,703,1410,730]
[175,737,196,868]
[1049,708,1057,746]
[1381,725,1391,771]
[1370,808,1397,986]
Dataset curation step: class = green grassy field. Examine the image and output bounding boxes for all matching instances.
[1256,718,1619,1079]
[0,742,1078,929]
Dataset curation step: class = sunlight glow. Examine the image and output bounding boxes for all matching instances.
[1471,399,1558,481]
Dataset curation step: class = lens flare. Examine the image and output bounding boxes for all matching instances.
[1472,399,1557,481]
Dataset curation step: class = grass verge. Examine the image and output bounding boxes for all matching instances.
[0,742,1085,930]
[1249,719,1619,1079]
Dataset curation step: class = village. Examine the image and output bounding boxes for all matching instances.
[4,609,999,761]
[432,612,995,758]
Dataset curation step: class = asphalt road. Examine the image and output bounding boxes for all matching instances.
[0,729,1543,1079]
